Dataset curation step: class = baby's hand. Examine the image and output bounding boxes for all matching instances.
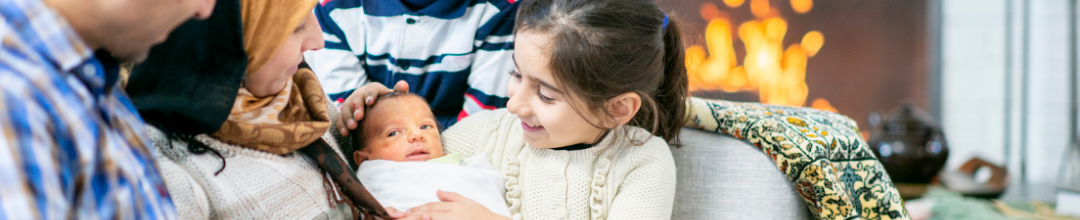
[338,80,409,136]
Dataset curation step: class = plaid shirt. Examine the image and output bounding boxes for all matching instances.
[0,0,176,219]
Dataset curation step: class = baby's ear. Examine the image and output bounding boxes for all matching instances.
[353,150,370,165]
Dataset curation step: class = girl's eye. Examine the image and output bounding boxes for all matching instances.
[508,70,522,79]
[387,131,400,137]
[538,92,555,103]
[420,124,433,129]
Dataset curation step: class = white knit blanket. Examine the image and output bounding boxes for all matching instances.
[356,155,511,217]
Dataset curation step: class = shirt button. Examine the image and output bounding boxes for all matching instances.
[399,60,411,71]
[83,65,95,75]
[555,207,566,217]
[406,18,418,24]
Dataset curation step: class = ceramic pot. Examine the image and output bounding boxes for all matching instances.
[868,104,949,184]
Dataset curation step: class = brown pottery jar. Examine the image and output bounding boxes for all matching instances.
[868,104,949,184]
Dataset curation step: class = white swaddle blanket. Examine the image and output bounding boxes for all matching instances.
[356,155,510,217]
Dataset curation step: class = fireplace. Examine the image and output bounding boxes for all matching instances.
[658,0,935,133]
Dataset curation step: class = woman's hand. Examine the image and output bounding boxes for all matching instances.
[338,80,410,136]
[398,190,509,220]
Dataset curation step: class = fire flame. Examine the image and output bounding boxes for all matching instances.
[687,0,828,109]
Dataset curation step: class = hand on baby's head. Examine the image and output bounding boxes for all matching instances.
[348,92,444,166]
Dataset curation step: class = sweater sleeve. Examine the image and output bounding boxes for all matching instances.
[605,139,677,220]
[157,158,211,219]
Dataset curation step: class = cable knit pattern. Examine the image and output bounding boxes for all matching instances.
[150,102,353,219]
[589,153,613,220]
[442,109,677,220]
[503,157,523,220]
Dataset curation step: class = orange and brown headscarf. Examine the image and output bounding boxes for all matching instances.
[210,0,331,154]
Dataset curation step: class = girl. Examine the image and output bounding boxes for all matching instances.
[363,0,689,219]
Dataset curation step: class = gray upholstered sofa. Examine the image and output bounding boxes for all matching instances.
[671,128,810,219]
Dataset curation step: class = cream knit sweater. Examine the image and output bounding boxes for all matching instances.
[442,109,677,220]
[149,105,353,219]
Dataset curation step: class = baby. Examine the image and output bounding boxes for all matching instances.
[348,91,509,217]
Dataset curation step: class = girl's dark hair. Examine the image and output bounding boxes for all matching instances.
[515,0,689,144]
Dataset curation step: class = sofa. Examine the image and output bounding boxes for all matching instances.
[671,128,811,219]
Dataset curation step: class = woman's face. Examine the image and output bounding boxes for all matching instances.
[506,31,607,149]
[245,12,324,97]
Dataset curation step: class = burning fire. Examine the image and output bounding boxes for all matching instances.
[686,0,828,109]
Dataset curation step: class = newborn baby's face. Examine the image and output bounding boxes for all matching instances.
[361,96,445,162]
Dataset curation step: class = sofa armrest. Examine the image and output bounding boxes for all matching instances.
[671,128,810,220]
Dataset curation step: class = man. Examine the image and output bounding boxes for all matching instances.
[0,0,214,218]
[305,0,518,131]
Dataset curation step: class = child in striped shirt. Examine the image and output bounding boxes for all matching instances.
[305,0,519,128]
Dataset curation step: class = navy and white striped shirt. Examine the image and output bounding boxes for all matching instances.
[305,0,517,127]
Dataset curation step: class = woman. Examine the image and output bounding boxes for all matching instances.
[125,0,386,218]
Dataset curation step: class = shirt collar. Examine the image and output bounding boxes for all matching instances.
[2,0,124,93]
[95,50,121,90]
[552,131,611,151]
[1,0,95,73]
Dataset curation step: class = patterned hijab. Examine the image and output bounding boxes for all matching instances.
[208,0,330,154]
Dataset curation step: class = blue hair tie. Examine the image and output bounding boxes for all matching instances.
[662,13,669,30]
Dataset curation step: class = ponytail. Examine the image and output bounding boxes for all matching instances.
[654,18,689,145]
[626,16,689,146]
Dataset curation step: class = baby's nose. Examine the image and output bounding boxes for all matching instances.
[407,130,423,142]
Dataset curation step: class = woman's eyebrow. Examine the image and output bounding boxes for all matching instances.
[295,17,309,32]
